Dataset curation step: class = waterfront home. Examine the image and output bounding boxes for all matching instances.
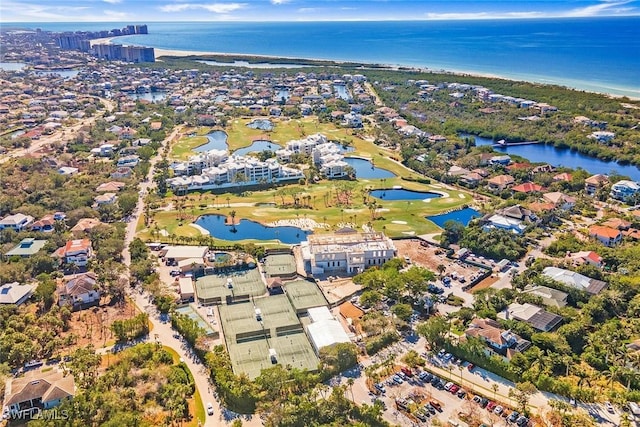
[542,266,608,295]
[5,238,47,257]
[588,131,615,143]
[3,370,75,419]
[498,303,563,332]
[52,238,93,267]
[486,174,515,191]
[588,225,623,247]
[0,282,36,305]
[58,272,100,309]
[489,155,512,166]
[584,174,609,196]
[610,180,640,202]
[0,213,34,232]
[464,318,531,361]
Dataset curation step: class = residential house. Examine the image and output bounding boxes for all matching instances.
[542,192,576,210]
[343,113,362,128]
[522,285,568,308]
[601,218,632,230]
[584,174,608,196]
[94,193,117,206]
[0,213,34,231]
[53,239,93,267]
[111,167,133,179]
[28,215,55,233]
[498,303,563,332]
[588,131,615,143]
[542,266,608,295]
[567,251,603,268]
[486,174,515,191]
[464,318,531,360]
[5,238,47,257]
[57,166,79,175]
[57,272,101,309]
[512,182,544,194]
[553,172,572,182]
[459,172,483,187]
[116,155,139,168]
[610,180,640,202]
[448,166,471,177]
[70,218,102,236]
[0,282,36,305]
[588,224,623,247]
[3,370,75,419]
[489,155,511,166]
[96,181,126,193]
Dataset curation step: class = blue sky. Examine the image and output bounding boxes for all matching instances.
[1,0,639,22]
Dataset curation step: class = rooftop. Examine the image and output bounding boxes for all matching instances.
[5,238,47,257]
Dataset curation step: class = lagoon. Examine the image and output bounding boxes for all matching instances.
[467,134,640,181]
[427,208,482,228]
[234,140,281,157]
[344,158,395,179]
[0,62,26,71]
[370,188,441,201]
[195,214,311,244]
[195,131,228,152]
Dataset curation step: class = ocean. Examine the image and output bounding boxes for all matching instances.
[5,18,640,98]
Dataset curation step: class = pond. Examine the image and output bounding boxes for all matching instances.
[195,131,229,152]
[195,214,312,244]
[0,62,26,71]
[247,119,274,131]
[35,69,79,79]
[370,188,441,201]
[344,157,396,179]
[333,84,351,101]
[427,207,482,228]
[233,140,282,157]
[464,133,640,181]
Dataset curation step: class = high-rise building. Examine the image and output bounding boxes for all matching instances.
[135,25,148,35]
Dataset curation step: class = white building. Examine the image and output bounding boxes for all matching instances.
[0,213,34,231]
[542,266,608,295]
[305,306,351,355]
[301,231,396,275]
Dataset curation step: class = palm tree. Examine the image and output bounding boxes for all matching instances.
[492,383,499,401]
[230,210,237,232]
[226,196,231,207]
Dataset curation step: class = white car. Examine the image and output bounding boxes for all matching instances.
[206,402,214,416]
[605,401,615,413]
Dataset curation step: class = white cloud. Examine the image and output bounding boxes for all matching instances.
[297,7,317,13]
[271,0,290,4]
[159,2,246,13]
[102,9,130,19]
[103,0,122,4]
[0,1,95,21]
[425,0,636,20]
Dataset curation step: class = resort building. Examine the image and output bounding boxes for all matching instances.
[301,230,396,275]
[0,213,34,232]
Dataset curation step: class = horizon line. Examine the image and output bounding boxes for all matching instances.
[2,14,640,24]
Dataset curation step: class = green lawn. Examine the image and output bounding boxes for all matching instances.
[147,116,475,244]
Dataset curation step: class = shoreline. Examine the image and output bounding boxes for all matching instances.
[90,36,639,100]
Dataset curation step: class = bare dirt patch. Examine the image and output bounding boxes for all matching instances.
[468,276,500,293]
[394,240,483,281]
[64,299,140,351]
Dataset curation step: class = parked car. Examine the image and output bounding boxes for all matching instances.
[395,398,408,410]
[415,411,428,422]
[605,401,615,413]
[418,371,432,382]
[443,353,453,362]
[424,404,436,414]
[444,382,454,391]
[170,270,181,277]
[494,405,504,415]
[374,383,386,394]
[467,363,475,371]
[516,415,530,426]
[480,398,489,408]
[398,371,409,380]
[457,389,467,399]
[429,401,442,412]
[507,411,520,422]
[472,395,482,404]
[486,401,497,411]
[450,384,460,394]
[206,402,214,416]
[401,366,413,377]
[392,374,404,384]
[430,376,441,386]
